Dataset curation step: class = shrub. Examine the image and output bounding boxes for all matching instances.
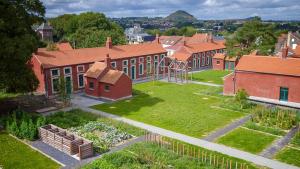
[251,106,298,130]
[235,89,249,109]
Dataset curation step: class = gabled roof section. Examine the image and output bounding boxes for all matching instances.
[100,70,123,84]
[213,53,226,59]
[236,55,300,77]
[84,62,107,79]
[34,42,166,68]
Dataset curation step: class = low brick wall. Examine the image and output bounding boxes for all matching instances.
[39,124,93,160]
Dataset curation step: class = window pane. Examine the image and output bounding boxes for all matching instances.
[64,68,71,74]
[52,78,59,92]
[51,69,59,76]
[79,74,84,87]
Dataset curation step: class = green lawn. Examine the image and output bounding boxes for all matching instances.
[216,127,277,154]
[275,147,300,167]
[189,70,231,84]
[0,132,60,169]
[82,142,258,169]
[92,82,246,138]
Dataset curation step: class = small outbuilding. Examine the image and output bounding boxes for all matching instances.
[84,55,132,101]
[212,53,238,70]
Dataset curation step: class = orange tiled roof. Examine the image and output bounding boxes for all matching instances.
[85,61,124,85]
[34,42,166,68]
[236,55,300,76]
[84,62,107,79]
[213,53,226,59]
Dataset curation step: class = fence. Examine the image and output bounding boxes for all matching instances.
[145,132,250,169]
[39,124,93,160]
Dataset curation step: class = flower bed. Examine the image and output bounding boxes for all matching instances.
[69,121,132,153]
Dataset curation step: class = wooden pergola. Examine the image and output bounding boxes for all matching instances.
[155,55,189,83]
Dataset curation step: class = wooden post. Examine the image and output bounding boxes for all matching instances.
[183,144,185,156]
[235,162,238,169]
[177,142,179,155]
[222,157,224,169]
[209,153,212,165]
[230,160,232,169]
[217,156,219,167]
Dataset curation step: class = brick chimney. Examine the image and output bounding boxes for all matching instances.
[208,32,213,43]
[105,54,111,69]
[106,37,112,49]
[155,34,160,44]
[281,43,288,59]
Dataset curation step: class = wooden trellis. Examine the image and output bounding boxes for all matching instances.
[155,55,189,83]
[145,132,250,169]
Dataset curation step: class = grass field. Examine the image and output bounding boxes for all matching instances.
[82,142,258,169]
[0,132,60,169]
[92,82,246,138]
[275,147,300,167]
[189,70,231,84]
[216,127,277,154]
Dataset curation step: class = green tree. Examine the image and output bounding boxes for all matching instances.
[225,17,277,57]
[235,89,249,109]
[49,12,126,48]
[58,77,70,106]
[0,0,45,93]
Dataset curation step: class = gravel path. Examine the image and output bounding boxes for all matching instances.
[260,125,299,158]
[203,115,251,142]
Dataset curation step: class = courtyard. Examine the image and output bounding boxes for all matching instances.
[92,81,248,138]
[189,70,232,84]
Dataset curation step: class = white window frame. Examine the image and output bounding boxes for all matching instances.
[64,67,72,76]
[147,56,152,62]
[77,65,85,73]
[139,63,144,75]
[154,55,159,61]
[202,56,205,66]
[89,81,94,90]
[207,56,210,65]
[77,73,85,88]
[139,57,144,63]
[51,77,59,94]
[50,68,60,77]
[111,61,117,68]
[131,58,136,65]
[123,67,128,75]
[123,60,128,66]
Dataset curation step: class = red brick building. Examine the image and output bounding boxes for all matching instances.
[84,55,132,100]
[31,37,167,97]
[212,53,238,70]
[170,37,226,70]
[224,50,300,106]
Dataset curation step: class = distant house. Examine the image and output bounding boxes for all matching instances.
[223,46,300,108]
[275,32,300,57]
[85,55,132,101]
[212,53,238,71]
[125,24,155,44]
[35,22,53,41]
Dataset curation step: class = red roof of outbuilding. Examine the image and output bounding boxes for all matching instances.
[34,42,166,68]
[236,55,300,77]
[213,53,226,59]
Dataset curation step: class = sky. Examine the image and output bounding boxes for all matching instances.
[42,0,300,20]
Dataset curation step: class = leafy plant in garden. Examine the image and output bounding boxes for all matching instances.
[251,106,298,130]
[69,121,132,153]
[235,89,249,109]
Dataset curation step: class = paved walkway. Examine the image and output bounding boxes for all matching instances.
[62,136,145,169]
[203,115,251,142]
[260,125,300,158]
[31,140,79,167]
[82,107,300,169]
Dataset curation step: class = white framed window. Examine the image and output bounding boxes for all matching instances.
[154,55,159,61]
[207,56,210,65]
[139,63,144,75]
[64,67,72,75]
[139,57,144,63]
[78,74,84,88]
[147,56,151,62]
[202,56,205,66]
[51,77,59,93]
[50,68,60,77]
[89,82,94,90]
[131,58,136,65]
[77,65,85,73]
[111,61,117,68]
[104,85,110,92]
[160,54,165,59]
[123,67,128,75]
[122,60,128,66]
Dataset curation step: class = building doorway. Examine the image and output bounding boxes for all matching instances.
[131,66,136,80]
[279,87,288,101]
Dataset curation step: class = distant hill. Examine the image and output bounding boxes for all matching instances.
[164,10,198,23]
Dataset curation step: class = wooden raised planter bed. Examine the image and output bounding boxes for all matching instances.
[39,124,93,160]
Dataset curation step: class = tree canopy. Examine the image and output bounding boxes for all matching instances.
[146,26,199,37]
[225,17,277,57]
[49,12,126,48]
[0,0,45,93]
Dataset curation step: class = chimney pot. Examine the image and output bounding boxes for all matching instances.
[105,53,111,68]
[106,37,112,49]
